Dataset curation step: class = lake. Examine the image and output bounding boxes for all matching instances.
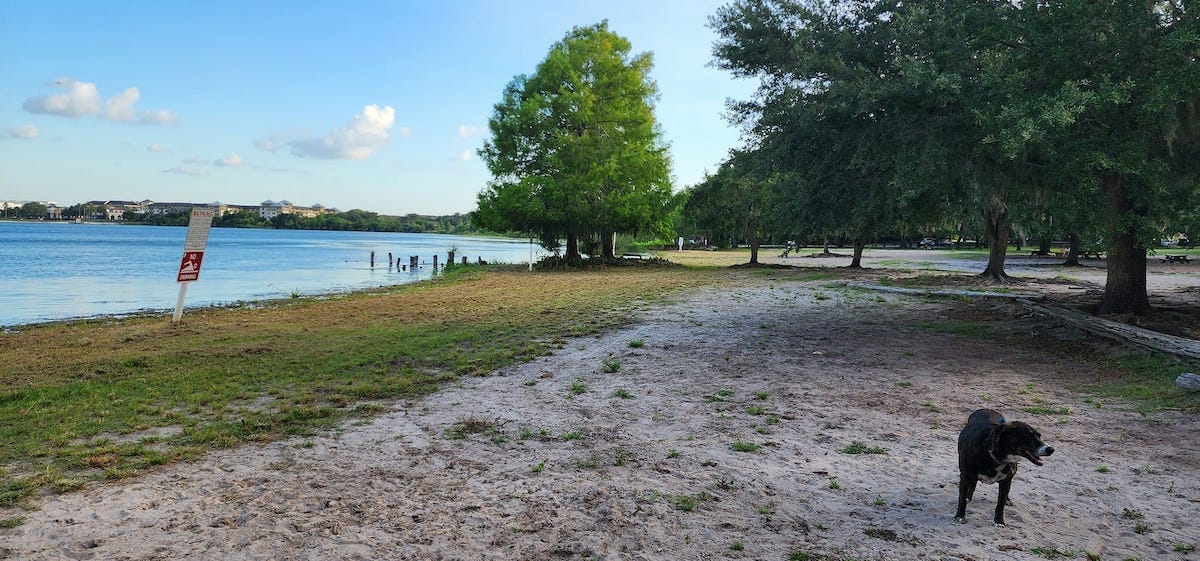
[0,221,545,327]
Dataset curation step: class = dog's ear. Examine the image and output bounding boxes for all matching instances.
[986,423,1009,450]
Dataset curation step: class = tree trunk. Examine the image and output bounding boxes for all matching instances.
[848,238,866,268]
[1062,233,1081,266]
[1039,237,1051,255]
[748,236,760,264]
[600,229,615,259]
[1013,233,1022,252]
[822,238,832,255]
[1097,173,1151,315]
[565,232,580,261]
[978,206,1011,281]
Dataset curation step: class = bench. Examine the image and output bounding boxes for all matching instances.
[622,253,652,260]
[1080,251,1104,260]
[1162,254,1191,264]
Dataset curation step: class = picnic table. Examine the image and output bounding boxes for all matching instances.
[1162,254,1191,264]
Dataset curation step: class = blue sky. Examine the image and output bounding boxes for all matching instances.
[0,1,754,216]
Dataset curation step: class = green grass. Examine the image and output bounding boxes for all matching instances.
[569,378,588,396]
[612,388,633,399]
[1085,352,1199,414]
[840,441,887,455]
[600,357,622,373]
[672,491,712,512]
[1022,405,1071,415]
[730,440,761,453]
[1030,547,1078,559]
[627,339,645,348]
[0,267,719,504]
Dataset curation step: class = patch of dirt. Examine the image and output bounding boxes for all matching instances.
[4,274,1199,561]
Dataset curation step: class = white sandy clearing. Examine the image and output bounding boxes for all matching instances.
[3,275,1198,561]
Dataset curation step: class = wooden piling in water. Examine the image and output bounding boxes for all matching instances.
[388,252,393,269]
[433,255,439,269]
[370,251,375,268]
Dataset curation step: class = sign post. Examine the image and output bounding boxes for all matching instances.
[172,207,215,323]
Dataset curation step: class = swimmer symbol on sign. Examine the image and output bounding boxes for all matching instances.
[176,251,205,282]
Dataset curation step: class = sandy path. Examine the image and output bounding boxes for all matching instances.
[3,277,1198,560]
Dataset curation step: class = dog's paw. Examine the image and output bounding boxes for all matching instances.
[954,516,966,524]
[993,522,1007,528]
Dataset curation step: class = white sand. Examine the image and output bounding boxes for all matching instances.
[3,273,1199,560]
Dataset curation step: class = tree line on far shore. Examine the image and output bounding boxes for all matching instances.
[4,202,477,235]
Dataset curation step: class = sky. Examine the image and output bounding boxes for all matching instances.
[0,1,756,216]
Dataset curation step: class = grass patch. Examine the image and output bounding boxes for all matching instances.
[627,339,645,348]
[1030,547,1078,559]
[840,441,887,455]
[1022,405,1071,416]
[600,357,622,373]
[1085,352,1198,414]
[0,266,721,504]
[612,388,633,399]
[672,491,713,512]
[730,440,761,453]
[568,378,588,396]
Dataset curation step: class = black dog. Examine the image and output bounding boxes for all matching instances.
[954,408,1054,526]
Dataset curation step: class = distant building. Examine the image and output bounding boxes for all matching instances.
[146,202,194,216]
[258,199,326,219]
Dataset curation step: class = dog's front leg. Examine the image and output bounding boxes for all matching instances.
[993,475,1013,527]
[954,474,972,523]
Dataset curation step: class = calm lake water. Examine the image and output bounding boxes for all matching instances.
[0,221,545,327]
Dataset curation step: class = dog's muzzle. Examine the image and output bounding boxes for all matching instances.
[1023,445,1054,466]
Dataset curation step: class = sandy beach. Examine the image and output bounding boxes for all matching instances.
[4,261,1198,560]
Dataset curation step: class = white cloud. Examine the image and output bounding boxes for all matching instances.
[103,87,180,125]
[458,125,485,139]
[214,153,247,166]
[148,143,171,152]
[9,125,39,139]
[23,80,177,125]
[163,165,209,176]
[23,81,101,117]
[453,149,472,161]
[286,104,399,160]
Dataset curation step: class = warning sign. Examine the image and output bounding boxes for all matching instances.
[176,251,205,282]
[184,207,215,252]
